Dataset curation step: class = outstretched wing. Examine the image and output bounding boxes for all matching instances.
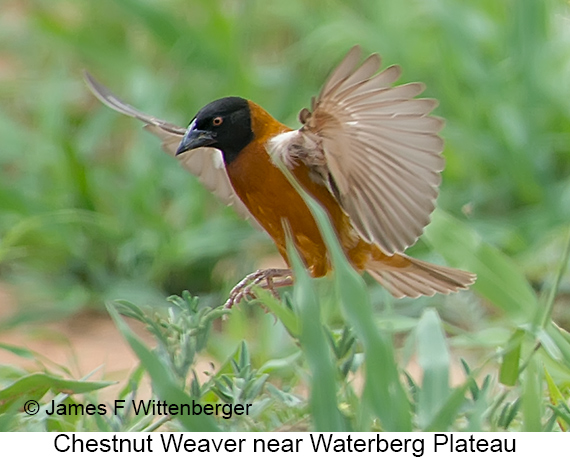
[83,72,257,222]
[291,46,445,254]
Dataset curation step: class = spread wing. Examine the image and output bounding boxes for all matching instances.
[295,46,445,254]
[83,72,257,223]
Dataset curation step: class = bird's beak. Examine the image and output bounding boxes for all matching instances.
[176,120,216,155]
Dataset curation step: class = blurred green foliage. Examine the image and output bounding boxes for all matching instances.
[1,0,570,432]
[1,0,569,315]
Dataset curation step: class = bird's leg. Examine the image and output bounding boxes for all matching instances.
[224,268,293,309]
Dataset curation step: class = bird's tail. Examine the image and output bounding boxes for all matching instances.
[366,253,476,299]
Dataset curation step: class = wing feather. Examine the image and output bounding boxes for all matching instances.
[294,46,445,253]
[83,71,257,224]
[347,159,427,248]
[319,46,363,98]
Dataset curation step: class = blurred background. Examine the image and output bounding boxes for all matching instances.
[1,0,570,382]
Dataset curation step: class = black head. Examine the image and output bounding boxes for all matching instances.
[176,96,253,164]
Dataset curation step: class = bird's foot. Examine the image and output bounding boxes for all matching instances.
[224,268,293,309]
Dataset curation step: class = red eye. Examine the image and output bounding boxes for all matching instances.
[212,116,223,126]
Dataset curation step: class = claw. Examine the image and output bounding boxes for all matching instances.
[224,268,293,308]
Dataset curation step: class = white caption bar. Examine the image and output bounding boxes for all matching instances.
[0,432,559,455]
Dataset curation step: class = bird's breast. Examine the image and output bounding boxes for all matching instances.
[225,135,366,276]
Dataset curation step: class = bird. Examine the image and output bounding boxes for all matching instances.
[84,45,476,308]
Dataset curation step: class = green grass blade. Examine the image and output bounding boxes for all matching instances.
[0,374,113,414]
[499,328,524,386]
[285,228,346,432]
[544,366,568,431]
[424,378,471,432]
[540,229,570,329]
[522,357,542,432]
[545,323,570,368]
[416,309,451,429]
